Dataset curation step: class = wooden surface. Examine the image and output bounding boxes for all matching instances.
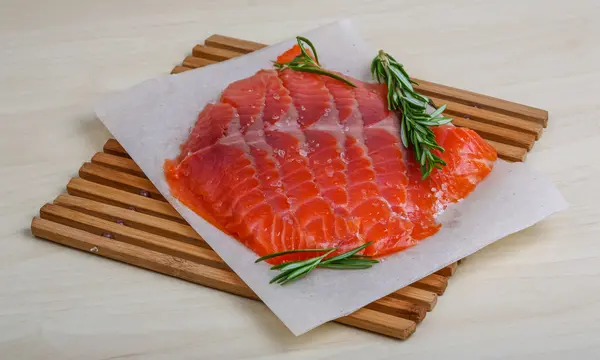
[2,0,599,359]
[29,33,546,340]
[32,30,505,339]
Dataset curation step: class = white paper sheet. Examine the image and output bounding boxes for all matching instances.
[95,20,568,335]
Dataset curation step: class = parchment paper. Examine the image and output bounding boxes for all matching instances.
[95,20,568,335]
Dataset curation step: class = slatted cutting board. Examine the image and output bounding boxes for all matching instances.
[31,34,549,340]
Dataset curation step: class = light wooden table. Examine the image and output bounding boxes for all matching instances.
[1,0,599,358]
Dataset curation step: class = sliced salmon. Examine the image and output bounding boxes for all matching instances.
[164,46,497,263]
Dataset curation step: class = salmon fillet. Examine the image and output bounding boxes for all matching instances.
[164,47,497,263]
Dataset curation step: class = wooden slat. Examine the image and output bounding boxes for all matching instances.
[66,178,185,223]
[429,95,543,139]
[31,217,255,297]
[91,152,145,177]
[435,263,457,277]
[411,274,449,296]
[336,308,416,340]
[79,162,164,201]
[487,140,527,162]
[53,194,206,247]
[31,217,417,340]
[39,203,226,270]
[366,296,426,323]
[414,78,548,127]
[182,56,216,69]
[171,65,192,74]
[192,45,244,62]
[103,138,129,157]
[453,116,535,150]
[392,286,437,311]
[205,34,267,54]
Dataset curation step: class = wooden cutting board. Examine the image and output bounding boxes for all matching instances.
[31,34,548,340]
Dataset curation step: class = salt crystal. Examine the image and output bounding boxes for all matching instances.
[301,105,306,111]
[299,149,307,157]
[340,152,348,163]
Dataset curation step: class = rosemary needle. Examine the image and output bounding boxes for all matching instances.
[274,36,357,88]
[371,50,453,179]
[256,242,378,285]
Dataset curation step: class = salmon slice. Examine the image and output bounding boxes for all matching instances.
[279,69,363,253]
[323,76,415,256]
[165,104,274,255]
[164,45,497,263]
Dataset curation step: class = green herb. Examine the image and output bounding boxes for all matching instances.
[255,242,378,285]
[371,50,453,179]
[274,36,357,88]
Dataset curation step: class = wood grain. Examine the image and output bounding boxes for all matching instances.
[91,152,145,177]
[392,286,438,311]
[336,308,416,340]
[79,162,164,201]
[53,194,206,247]
[66,177,185,223]
[413,78,549,127]
[192,45,245,62]
[410,274,449,295]
[205,34,267,54]
[31,217,256,298]
[103,138,129,157]
[39,203,226,269]
[452,116,536,150]
[428,95,543,139]
[435,263,457,277]
[171,65,192,74]
[486,140,527,162]
[182,56,216,68]
[365,296,427,323]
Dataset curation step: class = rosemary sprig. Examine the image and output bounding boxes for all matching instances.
[274,36,357,88]
[371,50,453,179]
[255,242,378,285]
